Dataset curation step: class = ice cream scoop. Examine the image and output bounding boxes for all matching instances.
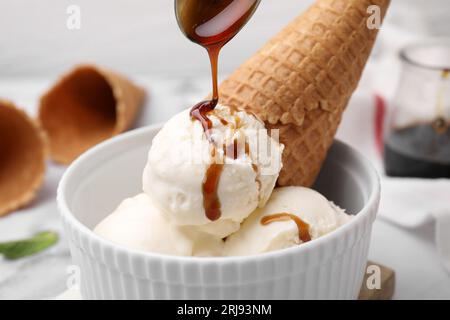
[94,193,223,257]
[224,187,351,256]
[143,105,283,238]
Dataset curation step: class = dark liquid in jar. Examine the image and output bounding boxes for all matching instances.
[384,69,450,178]
[384,123,450,178]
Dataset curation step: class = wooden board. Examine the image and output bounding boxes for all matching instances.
[358,261,395,300]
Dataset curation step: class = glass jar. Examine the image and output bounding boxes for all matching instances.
[384,41,450,178]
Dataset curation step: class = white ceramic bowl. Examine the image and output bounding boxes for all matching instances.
[58,124,380,300]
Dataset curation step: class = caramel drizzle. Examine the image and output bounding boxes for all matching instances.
[202,161,223,222]
[224,137,250,159]
[224,137,260,195]
[190,98,221,221]
[261,213,312,243]
[182,0,260,222]
[191,107,254,221]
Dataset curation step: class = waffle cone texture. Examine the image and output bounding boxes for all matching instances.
[0,100,48,216]
[220,0,390,186]
[39,65,146,164]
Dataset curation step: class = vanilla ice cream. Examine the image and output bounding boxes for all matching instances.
[143,105,283,238]
[94,193,223,256]
[224,187,351,256]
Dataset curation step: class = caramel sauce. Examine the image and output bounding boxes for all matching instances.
[190,99,218,143]
[235,115,241,127]
[261,213,312,243]
[202,162,224,221]
[225,138,239,160]
[219,117,229,126]
[176,0,260,221]
[175,0,261,48]
[224,138,251,160]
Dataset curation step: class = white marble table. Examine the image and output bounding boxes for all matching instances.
[0,76,449,300]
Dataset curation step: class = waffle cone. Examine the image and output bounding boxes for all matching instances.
[0,100,48,216]
[39,64,146,164]
[220,0,390,186]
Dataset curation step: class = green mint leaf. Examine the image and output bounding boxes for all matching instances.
[0,231,59,260]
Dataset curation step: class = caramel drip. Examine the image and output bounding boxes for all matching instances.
[202,162,223,221]
[224,137,251,159]
[190,100,218,142]
[225,138,238,160]
[177,0,260,221]
[261,213,312,243]
[189,45,221,221]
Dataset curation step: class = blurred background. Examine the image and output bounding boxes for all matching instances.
[0,0,449,78]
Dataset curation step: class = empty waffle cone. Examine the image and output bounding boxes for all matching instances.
[0,100,47,216]
[39,65,146,164]
[220,0,390,186]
